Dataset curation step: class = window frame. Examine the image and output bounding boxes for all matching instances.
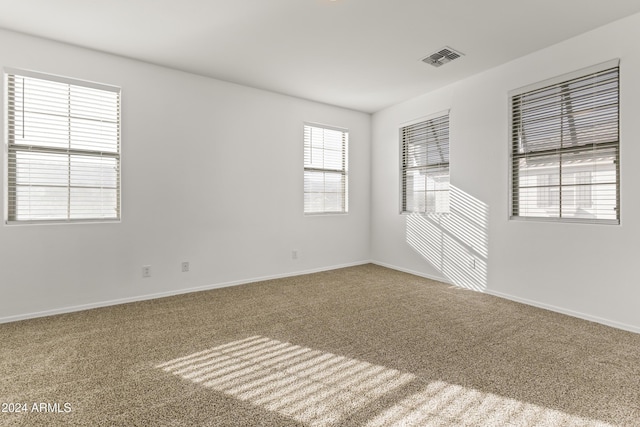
[303,122,349,215]
[508,59,620,225]
[399,110,451,215]
[4,68,121,225]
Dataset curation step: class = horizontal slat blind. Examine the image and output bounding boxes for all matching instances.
[401,113,450,213]
[303,124,348,214]
[511,65,619,223]
[7,71,121,223]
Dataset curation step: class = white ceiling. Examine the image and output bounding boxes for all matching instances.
[2,0,640,113]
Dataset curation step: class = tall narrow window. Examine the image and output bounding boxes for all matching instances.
[6,70,121,223]
[510,60,619,224]
[303,123,348,214]
[401,112,450,214]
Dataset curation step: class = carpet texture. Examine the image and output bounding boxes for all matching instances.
[0,264,638,426]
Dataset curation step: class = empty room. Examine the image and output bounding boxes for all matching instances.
[1,1,639,426]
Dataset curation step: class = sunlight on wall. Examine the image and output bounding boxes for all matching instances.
[365,380,614,427]
[157,336,613,427]
[406,185,489,291]
[156,336,415,426]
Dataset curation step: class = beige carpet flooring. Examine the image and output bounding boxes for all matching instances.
[1,264,639,426]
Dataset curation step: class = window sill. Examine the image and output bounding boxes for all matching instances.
[509,216,619,226]
[5,218,121,227]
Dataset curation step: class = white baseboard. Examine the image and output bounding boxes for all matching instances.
[371,260,450,284]
[485,289,640,335]
[0,260,371,325]
[372,261,640,335]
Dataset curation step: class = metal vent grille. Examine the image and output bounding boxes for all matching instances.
[421,47,464,68]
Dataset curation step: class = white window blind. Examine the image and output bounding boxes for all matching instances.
[303,123,348,214]
[510,61,619,224]
[401,112,450,214]
[6,70,121,223]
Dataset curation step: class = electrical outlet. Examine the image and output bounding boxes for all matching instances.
[468,257,476,269]
[292,250,298,260]
[142,265,151,278]
[181,262,190,272]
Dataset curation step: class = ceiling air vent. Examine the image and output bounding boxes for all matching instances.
[421,47,464,68]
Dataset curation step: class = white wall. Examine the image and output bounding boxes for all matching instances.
[0,29,371,322]
[371,13,640,333]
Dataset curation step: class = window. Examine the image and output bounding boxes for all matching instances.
[5,69,121,223]
[303,123,348,214]
[510,60,619,224]
[401,112,450,214]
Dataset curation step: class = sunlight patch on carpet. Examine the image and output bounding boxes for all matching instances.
[156,336,414,426]
[365,380,615,427]
[157,336,613,427]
